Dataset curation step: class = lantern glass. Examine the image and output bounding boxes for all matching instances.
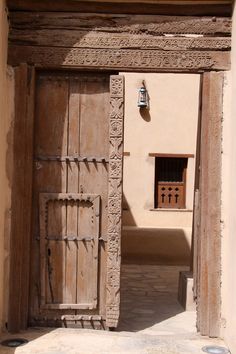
[138,86,148,108]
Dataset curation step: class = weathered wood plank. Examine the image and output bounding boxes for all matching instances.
[8,45,231,71]
[77,200,99,309]
[198,73,210,336]
[78,163,109,316]
[79,76,110,158]
[31,72,109,325]
[9,12,231,35]
[192,188,200,300]
[78,107,109,311]
[19,66,35,330]
[35,74,69,156]
[65,78,80,305]
[39,193,100,311]
[8,64,35,332]
[198,71,223,337]
[6,1,233,16]
[76,74,110,318]
[46,240,64,304]
[30,73,68,323]
[9,30,231,51]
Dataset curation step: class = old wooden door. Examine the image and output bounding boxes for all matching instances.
[29,71,124,329]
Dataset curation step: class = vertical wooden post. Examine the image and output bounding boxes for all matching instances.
[8,64,35,332]
[106,75,124,328]
[192,79,203,300]
[197,71,223,337]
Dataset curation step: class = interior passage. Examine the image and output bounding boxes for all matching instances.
[118,264,196,335]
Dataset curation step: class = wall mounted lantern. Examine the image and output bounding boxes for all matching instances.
[138,82,149,109]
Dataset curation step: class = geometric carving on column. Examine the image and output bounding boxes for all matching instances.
[106,75,124,328]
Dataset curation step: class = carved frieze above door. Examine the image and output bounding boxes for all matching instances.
[8,12,231,71]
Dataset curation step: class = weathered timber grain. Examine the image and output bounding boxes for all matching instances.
[9,30,231,51]
[192,189,200,299]
[29,72,116,328]
[197,72,223,337]
[9,12,231,35]
[8,64,35,332]
[6,1,233,16]
[39,193,100,310]
[8,45,231,71]
[30,73,68,325]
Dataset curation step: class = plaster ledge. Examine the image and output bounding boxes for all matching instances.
[149,208,193,212]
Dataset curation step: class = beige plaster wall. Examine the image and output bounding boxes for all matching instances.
[0,0,13,332]
[121,73,200,264]
[221,2,236,352]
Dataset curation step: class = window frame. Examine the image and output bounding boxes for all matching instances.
[149,153,194,210]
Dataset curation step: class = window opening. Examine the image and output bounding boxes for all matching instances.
[155,157,187,209]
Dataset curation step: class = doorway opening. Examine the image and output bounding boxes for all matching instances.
[8,64,223,336]
[119,72,200,334]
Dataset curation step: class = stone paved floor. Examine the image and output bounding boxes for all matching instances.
[0,265,229,354]
[118,264,194,334]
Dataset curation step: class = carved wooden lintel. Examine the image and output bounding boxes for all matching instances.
[8,45,230,71]
[9,31,231,51]
[8,11,231,72]
[106,76,124,328]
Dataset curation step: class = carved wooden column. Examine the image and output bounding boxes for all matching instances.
[106,76,124,328]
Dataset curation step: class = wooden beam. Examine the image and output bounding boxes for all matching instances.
[6,1,233,16]
[9,30,231,51]
[197,71,223,337]
[8,45,231,72]
[9,12,232,35]
[8,64,35,332]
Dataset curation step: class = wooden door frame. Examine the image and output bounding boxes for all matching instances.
[8,23,227,334]
[8,64,35,332]
[196,71,223,337]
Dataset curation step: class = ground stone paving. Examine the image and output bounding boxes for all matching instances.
[118,264,192,334]
[0,265,229,354]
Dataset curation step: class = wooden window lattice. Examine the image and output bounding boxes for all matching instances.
[155,157,187,209]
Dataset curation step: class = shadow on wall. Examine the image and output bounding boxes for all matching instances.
[122,227,191,266]
[139,107,151,122]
